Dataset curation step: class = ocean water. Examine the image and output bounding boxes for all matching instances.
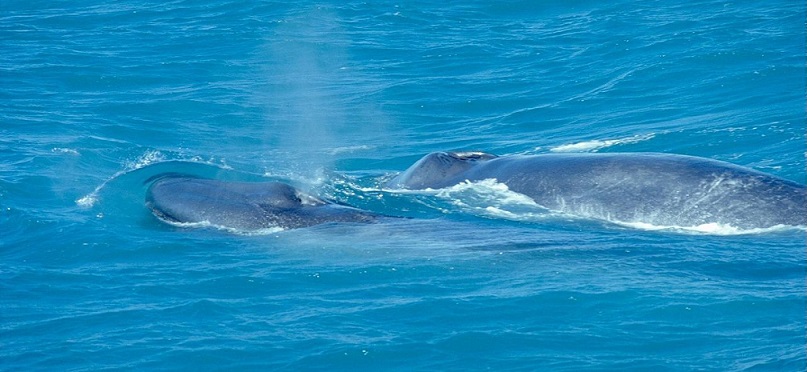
[2,0,805,370]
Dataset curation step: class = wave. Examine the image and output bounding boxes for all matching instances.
[76,150,234,208]
[76,150,166,208]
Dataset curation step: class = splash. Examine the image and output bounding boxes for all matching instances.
[75,194,98,208]
[124,150,166,169]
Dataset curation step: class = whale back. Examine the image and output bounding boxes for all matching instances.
[389,152,806,230]
[473,153,807,229]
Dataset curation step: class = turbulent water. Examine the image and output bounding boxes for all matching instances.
[2,0,805,370]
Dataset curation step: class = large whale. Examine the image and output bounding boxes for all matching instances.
[387,151,806,229]
[146,175,380,231]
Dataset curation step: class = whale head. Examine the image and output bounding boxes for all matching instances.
[145,176,381,230]
[387,151,497,189]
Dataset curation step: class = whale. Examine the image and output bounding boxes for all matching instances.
[146,175,380,231]
[387,151,806,229]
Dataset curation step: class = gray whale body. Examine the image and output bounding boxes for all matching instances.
[146,175,379,230]
[387,152,806,229]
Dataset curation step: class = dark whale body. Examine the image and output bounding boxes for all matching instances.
[387,152,806,229]
[146,175,379,231]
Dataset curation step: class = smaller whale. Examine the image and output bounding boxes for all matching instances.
[387,151,807,229]
[146,175,379,231]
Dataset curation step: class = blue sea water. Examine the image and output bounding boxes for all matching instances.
[1,0,805,370]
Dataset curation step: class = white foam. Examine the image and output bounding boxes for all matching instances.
[480,206,548,221]
[435,179,537,205]
[76,185,108,208]
[123,150,166,170]
[157,219,286,235]
[550,134,655,152]
[76,195,97,208]
[614,221,805,236]
[51,147,80,155]
[430,179,551,221]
